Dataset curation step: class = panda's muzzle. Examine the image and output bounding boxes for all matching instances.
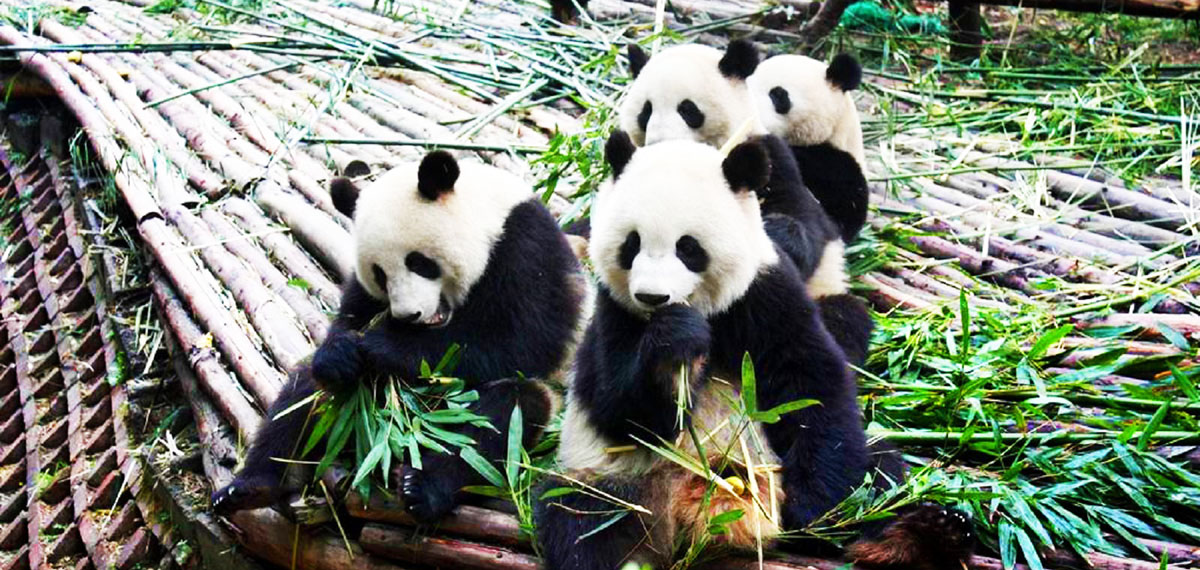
[390,297,453,328]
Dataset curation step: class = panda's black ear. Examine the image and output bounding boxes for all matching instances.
[827,53,862,91]
[627,44,649,78]
[417,150,459,201]
[718,39,759,80]
[605,130,636,179]
[722,140,770,193]
[330,176,360,218]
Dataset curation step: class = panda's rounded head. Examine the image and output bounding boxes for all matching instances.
[618,40,764,148]
[747,53,863,158]
[330,151,529,328]
[590,132,779,317]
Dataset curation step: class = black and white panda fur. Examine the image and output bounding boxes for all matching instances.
[536,133,973,570]
[210,151,585,522]
[749,53,870,243]
[618,39,872,365]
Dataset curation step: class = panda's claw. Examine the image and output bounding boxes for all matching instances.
[400,467,455,524]
[211,476,280,516]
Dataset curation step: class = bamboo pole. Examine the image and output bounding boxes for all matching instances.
[220,197,343,304]
[163,203,315,371]
[256,184,355,280]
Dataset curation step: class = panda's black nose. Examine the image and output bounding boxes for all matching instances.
[635,293,669,306]
[397,311,422,323]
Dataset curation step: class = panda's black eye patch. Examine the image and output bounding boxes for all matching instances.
[618,231,640,270]
[677,99,704,129]
[372,264,388,291]
[769,87,791,115]
[675,235,709,273]
[405,252,441,280]
[637,101,652,131]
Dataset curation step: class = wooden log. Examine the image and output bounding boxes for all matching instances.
[163,203,314,370]
[347,496,526,548]
[201,208,331,341]
[228,509,406,570]
[220,197,343,304]
[360,524,539,570]
[150,273,263,437]
[0,25,160,222]
[139,217,284,405]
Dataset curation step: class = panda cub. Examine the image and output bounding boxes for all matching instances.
[211,151,584,522]
[536,133,974,570]
[749,53,871,243]
[619,39,872,365]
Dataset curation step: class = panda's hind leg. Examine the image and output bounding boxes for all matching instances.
[535,472,673,570]
[846,502,975,570]
[211,362,321,515]
[398,378,553,523]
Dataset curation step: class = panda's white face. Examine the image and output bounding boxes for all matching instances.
[748,55,864,163]
[350,160,529,327]
[590,140,778,317]
[618,44,763,148]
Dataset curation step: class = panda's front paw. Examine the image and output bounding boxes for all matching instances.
[645,303,711,360]
[211,475,281,516]
[311,332,364,393]
[399,466,457,524]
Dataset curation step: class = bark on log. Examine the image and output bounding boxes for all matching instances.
[151,273,263,437]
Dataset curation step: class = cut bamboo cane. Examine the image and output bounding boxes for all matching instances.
[163,203,314,371]
[151,273,262,437]
[139,217,284,405]
[38,19,228,199]
[256,184,355,280]
[201,207,332,341]
[220,197,343,303]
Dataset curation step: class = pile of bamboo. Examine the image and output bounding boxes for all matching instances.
[0,0,1196,568]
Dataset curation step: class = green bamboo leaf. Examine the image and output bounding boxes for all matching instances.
[740,352,757,415]
[302,404,337,456]
[460,446,505,487]
[1154,322,1190,351]
[539,487,577,500]
[506,405,523,489]
[959,288,970,362]
[999,520,1016,570]
[709,509,744,526]
[1014,525,1045,570]
[353,423,391,488]
[750,399,820,424]
[460,485,508,499]
[434,344,462,374]
[407,433,422,471]
[1167,363,1200,402]
[576,511,629,543]
[1137,401,1170,452]
[1027,324,1073,360]
[272,390,321,421]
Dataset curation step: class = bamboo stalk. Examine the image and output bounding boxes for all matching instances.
[156,280,262,446]
[200,208,332,341]
[163,203,314,371]
[139,217,284,405]
[256,184,355,280]
[220,198,343,304]
[876,430,1200,445]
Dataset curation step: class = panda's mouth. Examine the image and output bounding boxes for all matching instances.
[420,298,453,328]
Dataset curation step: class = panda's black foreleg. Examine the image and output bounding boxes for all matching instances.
[816,293,874,367]
[535,472,672,570]
[398,378,553,523]
[572,296,712,447]
[311,280,385,393]
[211,362,321,515]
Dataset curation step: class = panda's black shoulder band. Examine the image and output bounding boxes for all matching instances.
[418,150,460,201]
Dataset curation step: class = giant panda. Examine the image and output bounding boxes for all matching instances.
[211,151,585,522]
[617,39,872,365]
[748,53,870,243]
[535,133,974,570]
